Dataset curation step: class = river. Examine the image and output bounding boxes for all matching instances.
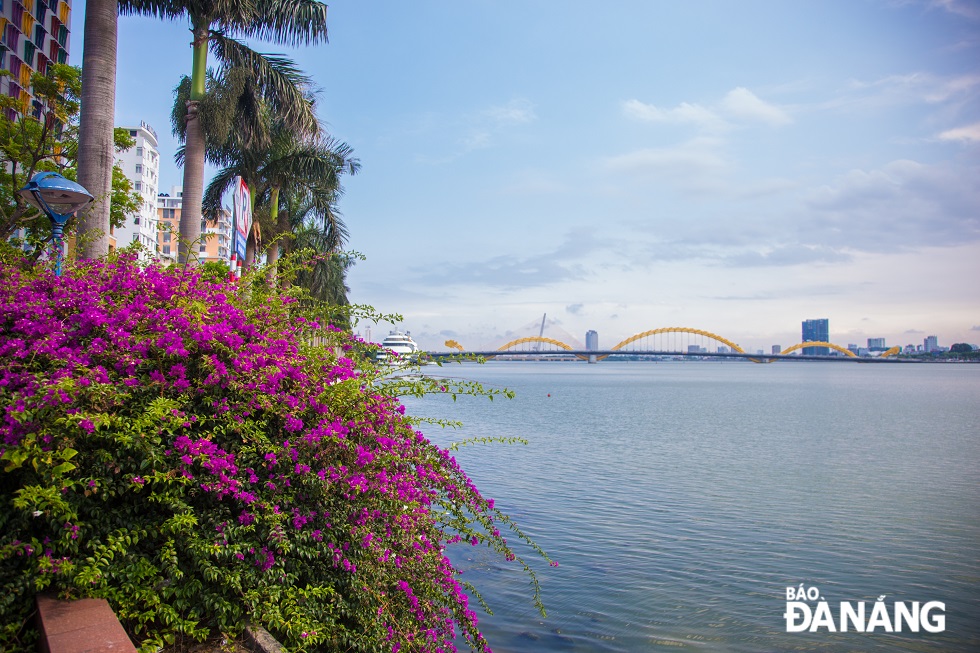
[400,360,980,652]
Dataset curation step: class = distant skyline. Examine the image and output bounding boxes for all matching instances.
[84,0,979,351]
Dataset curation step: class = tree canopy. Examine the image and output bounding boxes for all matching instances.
[0,65,140,260]
[121,0,329,264]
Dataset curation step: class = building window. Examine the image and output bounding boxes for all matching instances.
[129,130,137,136]
[163,245,171,255]
[135,164,142,174]
[135,182,141,191]
[136,146,143,157]
[199,244,207,252]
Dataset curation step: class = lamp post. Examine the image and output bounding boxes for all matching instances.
[18,172,94,276]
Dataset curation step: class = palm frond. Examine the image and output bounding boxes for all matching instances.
[240,0,330,47]
[207,34,319,138]
[170,75,191,140]
[119,0,190,20]
[202,165,241,223]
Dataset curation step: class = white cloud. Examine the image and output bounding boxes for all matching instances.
[720,87,792,126]
[723,244,852,267]
[931,0,980,20]
[926,73,980,103]
[432,98,537,158]
[938,122,980,142]
[805,159,980,250]
[499,170,570,195]
[460,131,491,150]
[602,137,728,176]
[622,99,725,130]
[483,98,537,125]
[624,88,791,131]
[831,72,980,109]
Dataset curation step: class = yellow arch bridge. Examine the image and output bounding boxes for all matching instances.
[441,329,904,363]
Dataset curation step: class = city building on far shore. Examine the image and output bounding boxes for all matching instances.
[802,318,830,355]
[585,330,599,364]
[585,330,598,351]
[868,337,887,352]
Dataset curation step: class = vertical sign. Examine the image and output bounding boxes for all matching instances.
[232,176,251,264]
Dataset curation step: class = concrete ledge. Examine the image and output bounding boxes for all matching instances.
[244,624,284,653]
[35,594,137,653]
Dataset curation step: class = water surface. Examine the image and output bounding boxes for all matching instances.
[402,361,980,652]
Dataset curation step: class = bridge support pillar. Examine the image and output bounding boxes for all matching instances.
[588,354,597,364]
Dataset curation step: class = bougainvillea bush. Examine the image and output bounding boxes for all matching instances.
[0,256,550,652]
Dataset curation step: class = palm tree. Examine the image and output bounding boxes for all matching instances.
[289,200,357,313]
[202,129,358,270]
[121,0,328,264]
[172,59,322,266]
[75,0,118,259]
[193,61,356,269]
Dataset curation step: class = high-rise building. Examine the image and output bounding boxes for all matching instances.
[156,186,233,265]
[585,330,599,364]
[0,0,72,121]
[157,187,182,263]
[923,335,939,353]
[802,318,830,355]
[114,122,160,260]
[867,337,887,351]
[772,345,782,355]
[585,330,598,351]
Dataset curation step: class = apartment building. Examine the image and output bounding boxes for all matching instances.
[157,186,233,265]
[113,121,160,260]
[0,0,72,121]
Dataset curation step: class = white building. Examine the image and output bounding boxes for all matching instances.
[114,122,160,260]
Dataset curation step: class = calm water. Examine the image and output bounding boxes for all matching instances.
[400,361,980,652]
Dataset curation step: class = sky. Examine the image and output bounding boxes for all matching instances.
[84,0,980,352]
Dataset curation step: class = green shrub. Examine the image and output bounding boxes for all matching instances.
[0,256,551,652]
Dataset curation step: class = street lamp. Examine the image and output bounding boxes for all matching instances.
[18,172,94,276]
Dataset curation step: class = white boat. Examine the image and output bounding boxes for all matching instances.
[376,330,419,363]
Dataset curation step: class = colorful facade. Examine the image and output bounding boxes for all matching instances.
[0,0,71,120]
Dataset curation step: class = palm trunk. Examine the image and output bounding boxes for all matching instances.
[265,187,281,275]
[244,230,256,267]
[76,0,118,260]
[178,24,209,265]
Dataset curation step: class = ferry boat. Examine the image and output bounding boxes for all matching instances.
[376,330,419,363]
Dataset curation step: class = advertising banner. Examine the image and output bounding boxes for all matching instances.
[232,176,251,262]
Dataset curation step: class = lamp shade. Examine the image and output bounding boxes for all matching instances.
[18,172,94,217]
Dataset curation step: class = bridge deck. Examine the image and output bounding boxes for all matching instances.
[424,350,919,363]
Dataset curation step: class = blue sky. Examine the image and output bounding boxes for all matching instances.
[91,0,980,351]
